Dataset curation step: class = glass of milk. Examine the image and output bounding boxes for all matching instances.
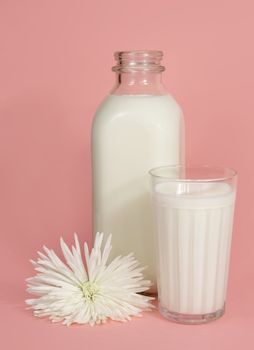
[150,165,237,324]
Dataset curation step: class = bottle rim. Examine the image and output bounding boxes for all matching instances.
[112,50,165,72]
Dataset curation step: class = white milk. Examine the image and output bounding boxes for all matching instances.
[92,94,184,291]
[153,182,236,315]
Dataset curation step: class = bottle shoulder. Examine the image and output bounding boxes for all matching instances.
[93,94,183,121]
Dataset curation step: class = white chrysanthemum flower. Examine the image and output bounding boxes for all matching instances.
[26,233,154,326]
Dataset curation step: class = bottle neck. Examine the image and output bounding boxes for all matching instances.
[111,71,167,95]
[110,50,167,96]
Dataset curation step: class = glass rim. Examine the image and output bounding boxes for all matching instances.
[149,164,237,183]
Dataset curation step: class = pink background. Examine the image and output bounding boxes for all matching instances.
[0,0,253,349]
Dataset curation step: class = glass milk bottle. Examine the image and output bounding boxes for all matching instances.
[92,50,184,292]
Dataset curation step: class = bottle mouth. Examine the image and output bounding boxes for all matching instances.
[112,50,165,72]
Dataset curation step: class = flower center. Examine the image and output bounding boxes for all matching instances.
[81,281,99,302]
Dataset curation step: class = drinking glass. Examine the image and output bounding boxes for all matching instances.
[150,165,237,324]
